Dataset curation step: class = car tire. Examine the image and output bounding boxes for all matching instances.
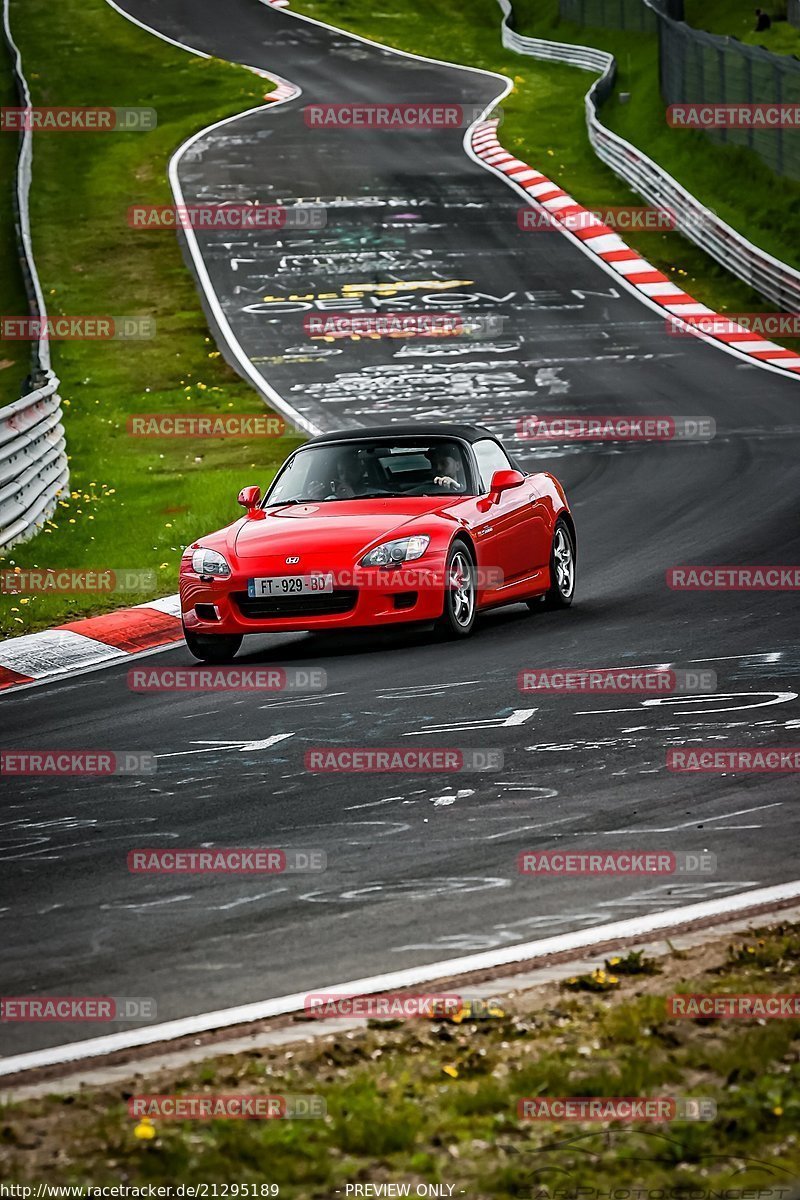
[530,517,575,610]
[183,625,243,663]
[436,539,477,638]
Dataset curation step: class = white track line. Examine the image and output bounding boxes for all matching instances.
[2,879,799,1077]
[103,0,319,436]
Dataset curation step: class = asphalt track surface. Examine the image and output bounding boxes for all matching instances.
[1,0,799,1059]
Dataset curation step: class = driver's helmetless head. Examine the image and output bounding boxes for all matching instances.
[336,451,362,484]
[432,447,458,475]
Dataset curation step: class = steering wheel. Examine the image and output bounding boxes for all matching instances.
[405,483,463,496]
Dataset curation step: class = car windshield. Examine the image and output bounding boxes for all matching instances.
[264,440,474,504]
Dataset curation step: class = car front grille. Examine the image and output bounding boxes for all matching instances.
[232,590,358,619]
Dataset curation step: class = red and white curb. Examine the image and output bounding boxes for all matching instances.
[264,79,297,101]
[471,120,800,377]
[0,594,182,693]
[242,64,299,103]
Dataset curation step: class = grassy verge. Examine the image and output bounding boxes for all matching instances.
[684,0,800,55]
[2,920,799,1190]
[292,0,800,325]
[0,27,32,406]
[0,0,302,638]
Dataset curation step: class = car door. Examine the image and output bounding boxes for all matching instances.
[471,439,548,587]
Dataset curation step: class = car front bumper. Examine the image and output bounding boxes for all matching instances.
[179,558,449,635]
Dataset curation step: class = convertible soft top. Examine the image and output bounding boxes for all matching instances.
[304,424,499,447]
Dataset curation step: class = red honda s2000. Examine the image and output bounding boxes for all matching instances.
[179,423,576,661]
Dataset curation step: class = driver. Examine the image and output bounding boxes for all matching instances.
[331,448,364,498]
[427,445,465,492]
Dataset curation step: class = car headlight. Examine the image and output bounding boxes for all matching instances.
[360,535,430,567]
[191,548,231,578]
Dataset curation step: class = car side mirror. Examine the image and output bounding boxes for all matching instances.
[238,485,261,513]
[489,469,524,499]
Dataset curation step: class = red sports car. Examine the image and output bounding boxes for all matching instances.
[180,423,576,661]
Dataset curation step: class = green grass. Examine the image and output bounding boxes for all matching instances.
[0,28,32,405]
[684,0,800,55]
[2,920,799,1191]
[0,0,302,638]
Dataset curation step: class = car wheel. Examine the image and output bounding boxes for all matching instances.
[183,625,243,663]
[531,518,575,610]
[436,539,477,638]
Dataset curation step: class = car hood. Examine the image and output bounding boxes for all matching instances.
[231,498,460,560]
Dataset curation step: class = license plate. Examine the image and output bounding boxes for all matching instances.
[247,574,334,598]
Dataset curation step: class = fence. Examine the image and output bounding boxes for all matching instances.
[1,0,68,550]
[496,0,800,313]
[656,16,800,179]
[558,0,800,179]
[560,0,657,32]
[560,0,684,25]
[789,0,800,29]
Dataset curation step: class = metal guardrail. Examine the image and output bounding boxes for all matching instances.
[496,0,800,313]
[1,0,68,550]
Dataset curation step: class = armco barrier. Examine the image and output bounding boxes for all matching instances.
[0,382,68,550]
[1,0,68,549]
[496,0,800,313]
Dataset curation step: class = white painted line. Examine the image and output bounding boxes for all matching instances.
[105,0,297,102]
[103,0,212,55]
[2,880,798,1078]
[168,117,322,437]
[103,0,317,438]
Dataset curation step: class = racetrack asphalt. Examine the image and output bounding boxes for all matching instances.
[1,0,799,1059]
